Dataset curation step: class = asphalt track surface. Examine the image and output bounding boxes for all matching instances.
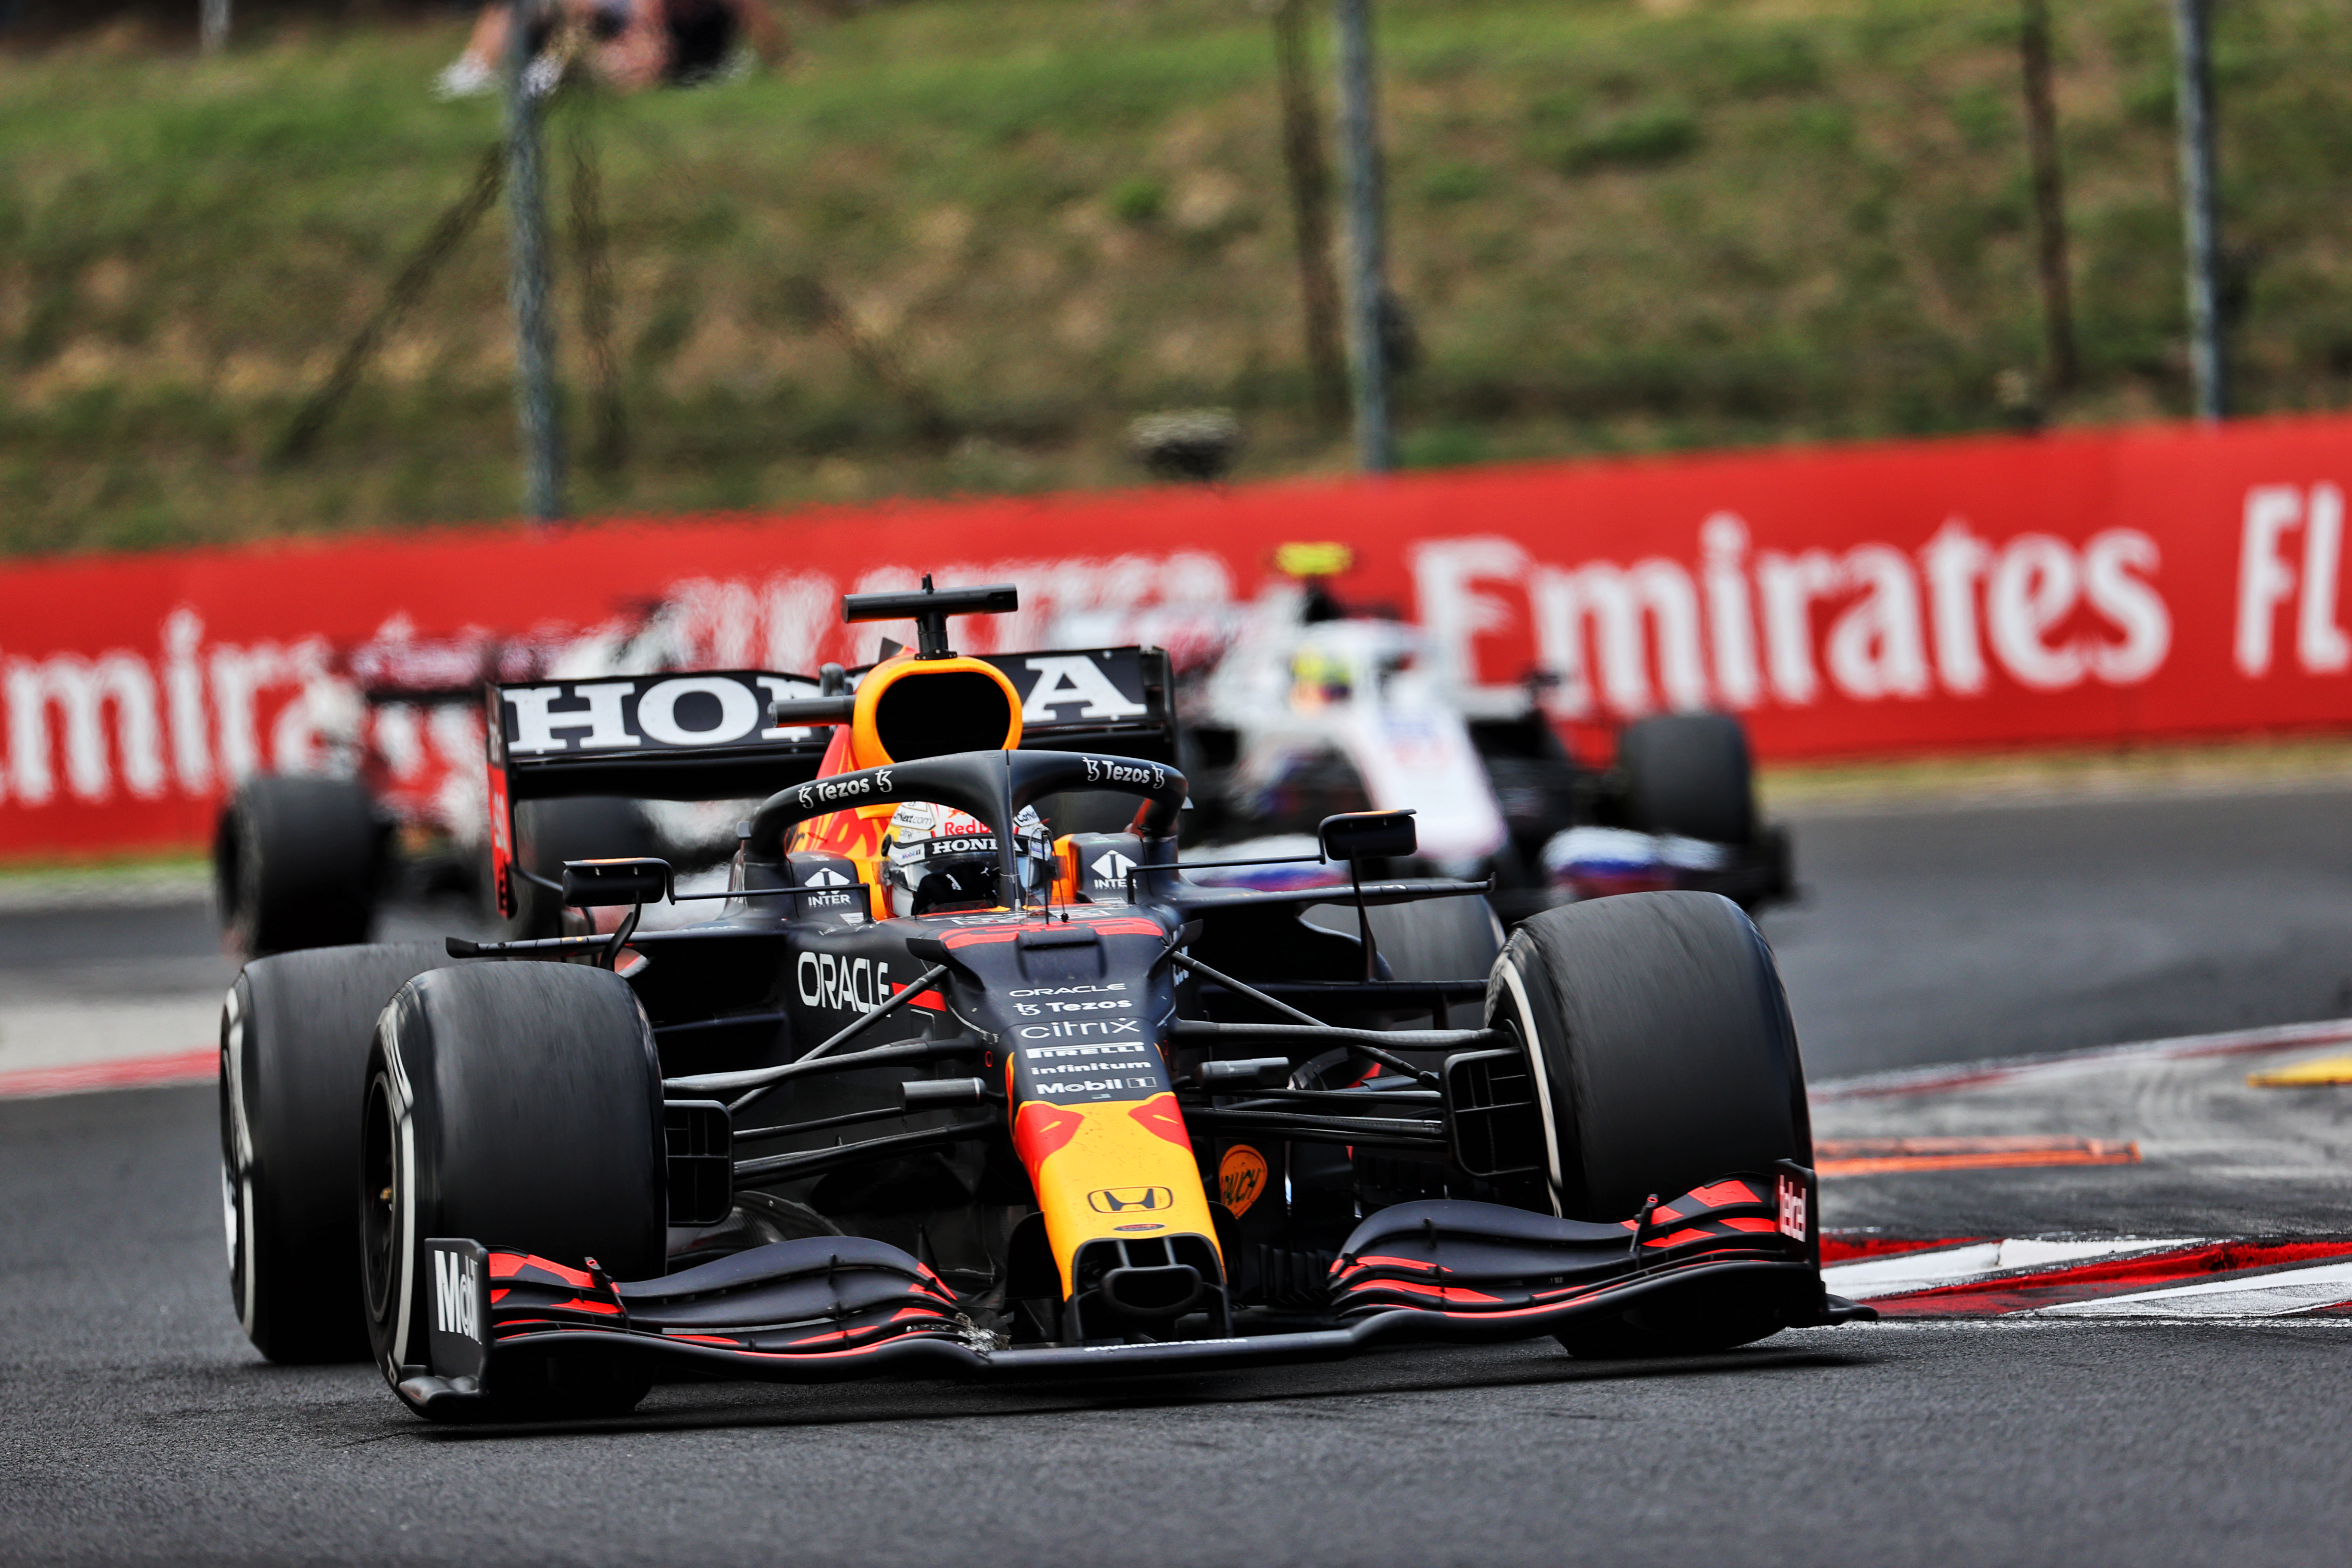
[6,787,2352,1566]
[1764,784,2352,1077]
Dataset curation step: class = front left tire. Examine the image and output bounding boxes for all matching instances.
[362,960,665,1418]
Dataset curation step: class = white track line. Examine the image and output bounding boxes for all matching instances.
[1810,1017,2352,1102]
[1822,1244,2002,1297]
[2021,1259,2352,1319]
[1824,1238,2202,1300]
[0,995,220,1079]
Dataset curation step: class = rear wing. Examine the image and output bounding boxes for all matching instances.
[482,647,1176,911]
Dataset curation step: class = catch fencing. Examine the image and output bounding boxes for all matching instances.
[3,412,2350,858]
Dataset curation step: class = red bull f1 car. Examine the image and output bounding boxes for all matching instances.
[218,581,1867,1421]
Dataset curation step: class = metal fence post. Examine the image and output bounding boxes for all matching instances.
[1332,0,1393,473]
[2018,0,2076,395]
[506,0,567,520]
[1272,0,1349,432]
[200,0,230,55]
[2170,0,2226,420]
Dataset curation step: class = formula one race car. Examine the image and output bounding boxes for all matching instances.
[219,581,1864,1421]
[210,606,690,956]
[1167,550,1792,926]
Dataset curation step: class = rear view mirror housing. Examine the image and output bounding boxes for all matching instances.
[561,857,674,908]
[1319,809,1417,863]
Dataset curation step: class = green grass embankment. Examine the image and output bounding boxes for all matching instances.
[6,0,2352,555]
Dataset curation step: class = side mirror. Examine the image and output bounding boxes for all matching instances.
[1319,809,1416,863]
[1197,1057,1292,1090]
[561,857,673,908]
[767,694,858,728]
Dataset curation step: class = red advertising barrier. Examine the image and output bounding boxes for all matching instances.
[5,413,2351,859]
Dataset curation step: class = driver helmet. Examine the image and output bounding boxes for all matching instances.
[883,801,1054,917]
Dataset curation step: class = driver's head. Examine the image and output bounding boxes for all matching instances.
[883,801,1053,917]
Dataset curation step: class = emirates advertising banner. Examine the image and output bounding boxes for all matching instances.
[3,413,2350,860]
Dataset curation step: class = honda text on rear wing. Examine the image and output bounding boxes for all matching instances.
[481,582,1174,918]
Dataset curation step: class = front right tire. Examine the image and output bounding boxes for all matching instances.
[510,795,658,937]
[1485,890,1811,1355]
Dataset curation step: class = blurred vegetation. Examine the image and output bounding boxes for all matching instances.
[5,0,2352,555]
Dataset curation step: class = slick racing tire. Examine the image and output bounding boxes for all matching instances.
[1485,891,1810,1356]
[362,961,664,1419]
[215,775,381,956]
[1369,895,1505,983]
[511,795,659,937]
[221,942,451,1363]
[1617,713,1756,847]
[1303,896,1504,983]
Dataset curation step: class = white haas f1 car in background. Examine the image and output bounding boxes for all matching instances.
[219,580,1866,1421]
[1158,548,1794,927]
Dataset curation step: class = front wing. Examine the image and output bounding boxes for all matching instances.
[399,1172,1869,1417]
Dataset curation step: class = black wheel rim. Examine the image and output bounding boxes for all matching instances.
[218,1040,243,1307]
[361,1071,398,1325]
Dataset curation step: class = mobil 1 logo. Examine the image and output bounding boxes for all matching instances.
[424,1237,489,1381]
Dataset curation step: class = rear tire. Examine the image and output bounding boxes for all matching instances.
[1371,896,1504,983]
[511,796,658,937]
[1485,891,1810,1356]
[215,775,382,956]
[1617,714,1756,846]
[1302,896,1504,983]
[361,961,664,1418]
[220,942,451,1363]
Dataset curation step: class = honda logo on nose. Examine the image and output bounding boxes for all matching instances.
[1087,1186,1173,1213]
